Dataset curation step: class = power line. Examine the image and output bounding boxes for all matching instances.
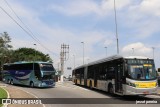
[0,6,38,42]
[4,0,42,44]
[1,1,58,57]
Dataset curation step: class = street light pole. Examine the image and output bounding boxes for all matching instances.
[73,55,75,70]
[104,47,107,57]
[152,47,155,59]
[33,44,36,72]
[132,48,134,55]
[114,0,119,54]
[34,44,36,61]
[81,42,84,65]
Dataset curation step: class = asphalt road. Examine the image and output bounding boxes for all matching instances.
[2,81,160,107]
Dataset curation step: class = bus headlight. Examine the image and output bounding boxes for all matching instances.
[127,81,136,87]
[130,83,136,87]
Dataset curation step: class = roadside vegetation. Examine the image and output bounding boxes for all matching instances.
[0,32,53,68]
[0,87,7,107]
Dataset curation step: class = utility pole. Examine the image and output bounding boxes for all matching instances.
[60,44,69,82]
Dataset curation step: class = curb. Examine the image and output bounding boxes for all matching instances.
[1,84,45,107]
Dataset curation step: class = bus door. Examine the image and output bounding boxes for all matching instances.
[80,68,85,85]
[94,67,98,87]
[115,62,123,93]
[84,67,88,86]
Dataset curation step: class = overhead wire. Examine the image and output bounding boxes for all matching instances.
[1,0,58,57]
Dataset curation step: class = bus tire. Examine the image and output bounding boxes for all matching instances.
[89,81,92,89]
[108,84,114,94]
[30,81,34,88]
[75,80,77,85]
[7,79,10,84]
[10,79,13,85]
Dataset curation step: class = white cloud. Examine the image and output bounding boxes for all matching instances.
[128,0,160,18]
[49,0,132,17]
[0,0,38,27]
[102,0,131,10]
[122,42,152,57]
[137,0,160,17]
[50,0,99,16]
[1,0,160,73]
[119,0,160,39]
[104,39,114,46]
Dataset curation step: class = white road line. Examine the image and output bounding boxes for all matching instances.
[15,87,46,107]
[56,84,90,91]
[0,84,8,87]
[146,95,160,98]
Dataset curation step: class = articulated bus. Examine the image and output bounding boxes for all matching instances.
[157,68,160,76]
[2,61,56,87]
[72,55,158,95]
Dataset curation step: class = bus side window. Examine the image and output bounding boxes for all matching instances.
[34,64,41,79]
[158,68,160,76]
[107,67,115,79]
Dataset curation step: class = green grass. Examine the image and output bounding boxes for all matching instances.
[0,87,8,107]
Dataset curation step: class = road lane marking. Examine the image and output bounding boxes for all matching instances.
[13,87,46,107]
[146,95,160,98]
[56,84,90,91]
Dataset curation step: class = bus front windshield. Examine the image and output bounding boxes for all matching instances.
[40,64,55,71]
[127,59,157,80]
[40,64,55,80]
[42,72,55,80]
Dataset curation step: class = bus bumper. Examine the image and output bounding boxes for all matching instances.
[124,85,158,95]
[38,82,55,88]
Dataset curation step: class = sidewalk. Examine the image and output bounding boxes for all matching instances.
[0,83,44,107]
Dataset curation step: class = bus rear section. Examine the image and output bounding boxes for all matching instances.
[2,62,56,88]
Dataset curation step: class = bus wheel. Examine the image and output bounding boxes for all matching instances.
[108,84,114,94]
[7,79,10,84]
[89,81,92,89]
[30,82,34,88]
[10,79,13,85]
[75,80,77,85]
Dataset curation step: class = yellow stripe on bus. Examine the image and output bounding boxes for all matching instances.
[143,64,152,67]
[135,82,156,88]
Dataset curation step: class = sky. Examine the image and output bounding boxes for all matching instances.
[0,0,160,76]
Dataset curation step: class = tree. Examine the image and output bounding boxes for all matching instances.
[0,32,12,49]
[0,32,13,67]
[0,32,53,65]
[12,48,52,62]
